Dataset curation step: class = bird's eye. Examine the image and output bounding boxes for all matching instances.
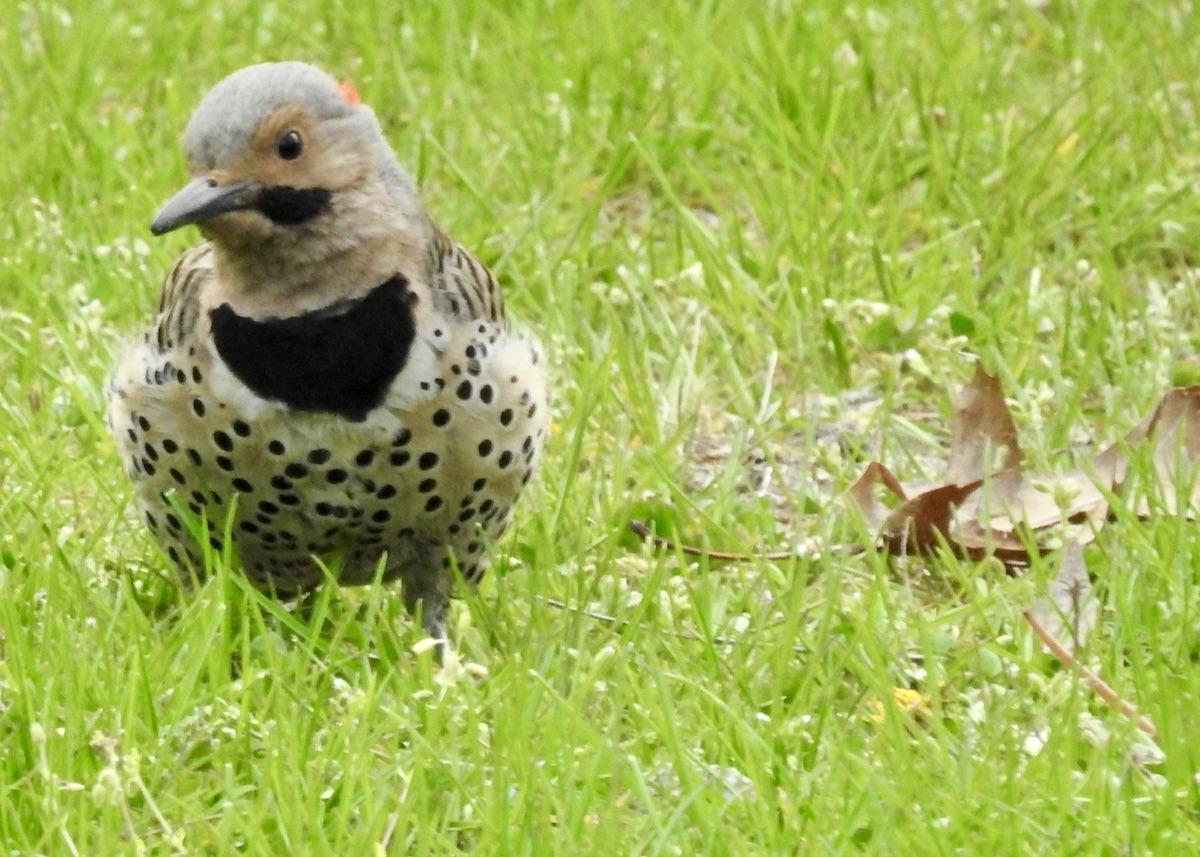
[276,131,303,160]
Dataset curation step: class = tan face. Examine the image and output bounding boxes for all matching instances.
[203,106,373,193]
[177,107,381,249]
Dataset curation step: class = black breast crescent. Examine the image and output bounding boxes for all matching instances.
[210,276,416,421]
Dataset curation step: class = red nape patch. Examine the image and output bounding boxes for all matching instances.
[338,80,360,105]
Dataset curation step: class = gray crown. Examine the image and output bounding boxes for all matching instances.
[183,62,355,171]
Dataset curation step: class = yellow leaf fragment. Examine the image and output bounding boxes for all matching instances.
[1055,132,1079,157]
[864,687,932,724]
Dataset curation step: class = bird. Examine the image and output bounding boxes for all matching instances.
[108,62,549,645]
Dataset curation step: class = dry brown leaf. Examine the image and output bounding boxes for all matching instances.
[880,480,982,555]
[1022,543,1156,738]
[846,368,1020,559]
[1130,386,1200,517]
[845,461,907,533]
[1028,541,1098,655]
[991,386,1200,533]
[846,376,1200,566]
[953,517,1041,565]
[946,367,1022,488]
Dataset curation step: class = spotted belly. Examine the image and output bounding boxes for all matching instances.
[110,371,545,597]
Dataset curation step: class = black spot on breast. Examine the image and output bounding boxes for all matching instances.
[210,277,415,421]
[255,185,332,225]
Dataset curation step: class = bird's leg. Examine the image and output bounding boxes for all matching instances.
[400,547,453,661]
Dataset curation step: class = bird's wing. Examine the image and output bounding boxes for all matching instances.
[427,227,507,326]
[148,242,214,353]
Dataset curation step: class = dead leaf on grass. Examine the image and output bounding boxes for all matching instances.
[847,372,1200,567]
[1022,543,1156,738]
[1028,541,1098,656]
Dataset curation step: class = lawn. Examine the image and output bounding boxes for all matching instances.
[2,0,1199,853]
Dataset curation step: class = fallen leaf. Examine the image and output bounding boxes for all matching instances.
[864,687,932,723]
[1022,547,1157,738]
[945,367,1021,488]
[880,480,982,555]
[992,386,1200,532]
[845,460,907,533]
[1028,541,1098,655]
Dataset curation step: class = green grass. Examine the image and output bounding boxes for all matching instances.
[2,0,1200,852]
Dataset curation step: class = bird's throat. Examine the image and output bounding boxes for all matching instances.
[255,185,332,225]
[210,276,416,421]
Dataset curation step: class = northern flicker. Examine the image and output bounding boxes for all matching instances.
[108,62,549,643]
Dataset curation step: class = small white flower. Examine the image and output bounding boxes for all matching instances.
[833,42,860,70]
[1021,726,1049,757]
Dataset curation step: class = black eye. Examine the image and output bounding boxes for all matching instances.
[276,131,303,160]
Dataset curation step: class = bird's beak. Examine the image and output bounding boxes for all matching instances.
[150,177,258,236]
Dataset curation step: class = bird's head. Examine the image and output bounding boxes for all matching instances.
[151,62,427,291]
